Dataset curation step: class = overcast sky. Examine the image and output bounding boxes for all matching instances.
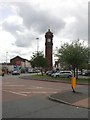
[0,0,88,63]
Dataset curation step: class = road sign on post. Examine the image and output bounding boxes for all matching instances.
[71,77,76,93]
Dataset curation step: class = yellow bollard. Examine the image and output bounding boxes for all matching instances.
[71,77,76,92]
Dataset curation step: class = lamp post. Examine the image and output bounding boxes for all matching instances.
[36,38,39,53]
[6,52,8,74]
[88,59,90,70]
[6,52,8,65]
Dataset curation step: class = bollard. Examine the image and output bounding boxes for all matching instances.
[71,77,76,93]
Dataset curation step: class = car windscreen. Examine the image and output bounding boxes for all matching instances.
[14,67,19,71]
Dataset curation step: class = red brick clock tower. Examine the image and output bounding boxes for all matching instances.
[45,29,54,70]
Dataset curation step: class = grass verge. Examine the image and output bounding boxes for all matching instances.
[31,74,90,84]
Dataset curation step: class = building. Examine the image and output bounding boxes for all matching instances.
[1,56,31,74]
[10,56,30,68]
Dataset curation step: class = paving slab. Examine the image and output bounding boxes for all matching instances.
[72,98,89,108]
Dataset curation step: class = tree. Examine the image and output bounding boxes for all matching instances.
[55,40,89,78]
[30,51,48,75]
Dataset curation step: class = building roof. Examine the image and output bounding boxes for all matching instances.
[10,56,29,62]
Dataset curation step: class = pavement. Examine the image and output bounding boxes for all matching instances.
[20,74,89,109]
[48,89,89,109]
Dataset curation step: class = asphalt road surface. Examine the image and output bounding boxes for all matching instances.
[2,74,88,118]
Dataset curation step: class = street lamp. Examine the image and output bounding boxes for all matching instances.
[36,38,39,52]
[6,51,8,74]
[6,52,8,65]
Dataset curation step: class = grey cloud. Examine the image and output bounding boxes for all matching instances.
[2,20,22,33]
[73,7,88,40]
[15,33,35,47]
[62,15,87,41]
[10,49,30,59]
[2,2,66,48]
[2,1,88,49]
[63,2,88,41]
[2,19,36,48]
[14,2,65,34]
[2,2,65,48]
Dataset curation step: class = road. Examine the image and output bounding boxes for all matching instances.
[2,74,88,118]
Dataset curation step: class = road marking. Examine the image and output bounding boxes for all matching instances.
[2,84,62,91]
[27,87,43,89]
[35,87,43,88]
[2,85,25,87]
[3,90,27,96]
[3,90,58,96]
[2,82,12,84]
[19,91,58,94]
[27,86,61,90]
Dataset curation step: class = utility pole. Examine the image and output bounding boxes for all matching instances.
[6,51,8,74]
[36,38,39,53]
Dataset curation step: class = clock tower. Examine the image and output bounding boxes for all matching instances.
[45,29,53,70]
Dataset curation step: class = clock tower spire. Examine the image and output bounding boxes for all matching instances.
[45,29,53,70]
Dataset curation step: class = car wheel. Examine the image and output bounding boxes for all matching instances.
[2,73,4,76]
[67,75,71,78]
[55,75,59,78]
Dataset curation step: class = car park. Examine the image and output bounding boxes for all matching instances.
[51,71,72,78]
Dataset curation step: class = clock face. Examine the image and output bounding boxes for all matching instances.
[47,38,51,42]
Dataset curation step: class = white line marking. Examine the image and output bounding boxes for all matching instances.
[3,90,27,96]
[35,87,43,88]
[2,84,61,91]
[27,87,43,89]
[19,91,58,94]
[2,82,12,84]
[2,85,25,87]
[28,86,61,90]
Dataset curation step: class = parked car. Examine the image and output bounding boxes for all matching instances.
[0,70,4,76]
[20,67,26,73]
[82,70,90,76]
[51,71,72,78]
[78,70,82,75]
[12,70,20,75]
[46,71,52,75]
[12,67,20,75]
[51,71,60,77]
[46,70,56,76]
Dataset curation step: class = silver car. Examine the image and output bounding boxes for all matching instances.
[51,71,72,78]
[51,71,60,77]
